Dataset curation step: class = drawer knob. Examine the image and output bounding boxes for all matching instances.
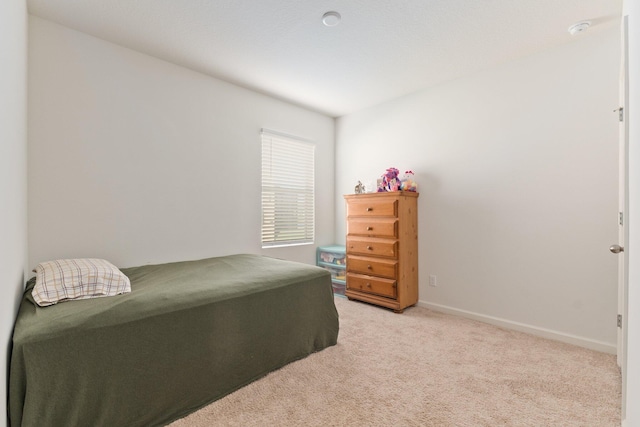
[367,265,372,270]
[366,283,372,288]
[366,207,373,212]
[366,226,373,231]
[366,246,372,250]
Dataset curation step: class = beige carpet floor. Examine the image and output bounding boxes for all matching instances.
[169,297,621,426]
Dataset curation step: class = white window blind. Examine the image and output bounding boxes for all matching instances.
[261,129,315,248]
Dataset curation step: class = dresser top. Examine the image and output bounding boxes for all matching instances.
[344,191,419,199]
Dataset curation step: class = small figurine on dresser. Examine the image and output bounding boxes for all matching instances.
[354,180,365,194]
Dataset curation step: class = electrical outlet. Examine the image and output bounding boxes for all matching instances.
[429,275,437,287]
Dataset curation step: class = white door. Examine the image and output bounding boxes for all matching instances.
[615,16,629,375]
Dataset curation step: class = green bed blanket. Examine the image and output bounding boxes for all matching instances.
[9,254,339,426]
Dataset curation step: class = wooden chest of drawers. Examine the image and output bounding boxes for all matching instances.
[344,191,419,313]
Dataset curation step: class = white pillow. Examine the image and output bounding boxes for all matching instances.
[32,258,131,307]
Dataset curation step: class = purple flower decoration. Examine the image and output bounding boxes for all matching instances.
[379,167,401,192]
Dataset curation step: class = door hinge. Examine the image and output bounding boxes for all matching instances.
[618,314,623,328]
[620,212,624,226]
[618,107,624,122]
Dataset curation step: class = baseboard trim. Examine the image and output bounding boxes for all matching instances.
[417,300,616,354]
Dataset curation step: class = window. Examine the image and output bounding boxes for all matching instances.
[261,129,315,248]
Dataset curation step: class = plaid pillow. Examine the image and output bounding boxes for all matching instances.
[32,258,131,307]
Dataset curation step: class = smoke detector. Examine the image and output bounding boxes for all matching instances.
[322,11,341,27]
[568,21,591,36]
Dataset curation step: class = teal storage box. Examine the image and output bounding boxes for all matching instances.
[316,245,346,296]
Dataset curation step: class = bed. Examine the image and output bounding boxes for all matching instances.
[9,254,339,426]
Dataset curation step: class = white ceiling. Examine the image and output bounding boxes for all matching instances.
[27,0,622,118]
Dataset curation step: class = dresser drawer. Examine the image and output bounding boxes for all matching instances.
[347,237,398,258]
[347,273,397,299]
[348,218,398,238]
[347,198,398,217]
[347,255,397,279]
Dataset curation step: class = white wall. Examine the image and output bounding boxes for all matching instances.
[336,27,620,351]
[0,1,28,426]
[623,1,640,425]
[28,16,335,270]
